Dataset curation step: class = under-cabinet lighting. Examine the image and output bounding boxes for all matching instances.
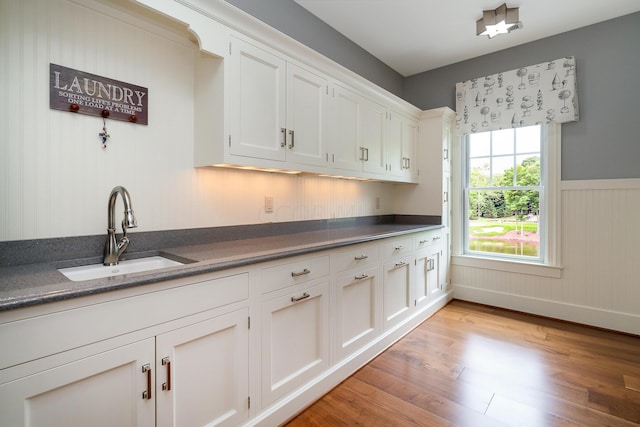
[213,164,302,175]
[315,174,378,181]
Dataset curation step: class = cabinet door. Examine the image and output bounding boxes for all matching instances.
[443,173,450,227]
[328,84,362,172]
[382,255,413,330]
[156,309,249,427]
[286,64,327,167]
[334,266,382,361]
[229,38,286,161]
[261,281,329,406]
[385,112,403,176]
[360,96,387,175]
[443,119,452,173]
[0,338,155,427]
[387,113,418,179]
[414,247,439,310]
[402,117,419,179]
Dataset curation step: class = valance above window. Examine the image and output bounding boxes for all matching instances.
[455,56,578,134]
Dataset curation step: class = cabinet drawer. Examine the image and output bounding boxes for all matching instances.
[415,230,443,249]
[381,236,413,260]
[260,255,330,294]
[331,243,380,273]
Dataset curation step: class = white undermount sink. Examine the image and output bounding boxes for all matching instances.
[59,256,184,281]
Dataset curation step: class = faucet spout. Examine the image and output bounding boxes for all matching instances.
[103,186,138,266]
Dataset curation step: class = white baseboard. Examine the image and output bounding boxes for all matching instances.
[453,284,640,336]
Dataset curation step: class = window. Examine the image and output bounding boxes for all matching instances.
[462,124,559,264]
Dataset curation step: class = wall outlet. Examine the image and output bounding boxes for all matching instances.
[265,196,274,213]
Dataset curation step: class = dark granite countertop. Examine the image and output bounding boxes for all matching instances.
[0,217,442,312]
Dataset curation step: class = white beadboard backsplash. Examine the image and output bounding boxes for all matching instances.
[0,0,395,241]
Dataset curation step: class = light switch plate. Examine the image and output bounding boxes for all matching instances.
[265,196,274,213]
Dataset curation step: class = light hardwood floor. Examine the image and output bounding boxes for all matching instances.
[285,300,640,426]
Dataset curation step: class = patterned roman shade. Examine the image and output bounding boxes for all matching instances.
[455,56,578,134]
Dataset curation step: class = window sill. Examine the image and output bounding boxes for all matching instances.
[451,255,563,279]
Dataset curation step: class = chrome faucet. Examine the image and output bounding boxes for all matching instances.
[103,186,138,266]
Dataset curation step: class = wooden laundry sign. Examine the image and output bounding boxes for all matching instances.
[49,63,148,125]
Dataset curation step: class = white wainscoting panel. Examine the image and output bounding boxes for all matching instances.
[453,179,640,335]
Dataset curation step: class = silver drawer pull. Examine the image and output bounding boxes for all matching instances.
[291,292,310,302]
[355,273,369,280]
[419,240,428,245]
[395,245,405,251]
[354,254,368,260]
[142,364,152,400]
[291,268,311,277]
[433,236,441,241]
[395,261,407,268]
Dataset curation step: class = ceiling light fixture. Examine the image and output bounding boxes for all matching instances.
[476,3,522,39]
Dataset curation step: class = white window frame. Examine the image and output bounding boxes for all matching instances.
[451,123,562,278]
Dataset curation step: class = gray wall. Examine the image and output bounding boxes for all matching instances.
[225,0,404,97]
[405,12,640,181]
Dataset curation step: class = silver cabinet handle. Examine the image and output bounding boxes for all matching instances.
[433,236,441,241]
[443,148,449,160]
[280,128,286,148]
[162,357,171,391]
[291,268,310,277]
[354,254,368,260]
[291,292,310,302]
[395,245,405,251]
[359,147,369,161]
[443,191,448,203]
[419,240,428,245]
[142,364,152,400]
[288,129,295,149]
[355,273,369,280]
[394,261,407,268]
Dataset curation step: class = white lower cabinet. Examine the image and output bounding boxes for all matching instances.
[156,308,249,427]
[415,245,442,309]
[261,280,330,407]
[334,265,382,360]
[0,338,156,427]
[382,255,413,330]
[0,308,250,427]
[415,247,434,310]
[0,230,451,426]
[414,231,446,310]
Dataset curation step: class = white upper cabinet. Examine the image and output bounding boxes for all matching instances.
[327,84,389,177]
[156,3,423,182]
[229,37,287,161]
[228,37,328,168]
[386,111,418,180]
[327,84,361,172]
[359,96,387,175]
[286,64,328,168]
